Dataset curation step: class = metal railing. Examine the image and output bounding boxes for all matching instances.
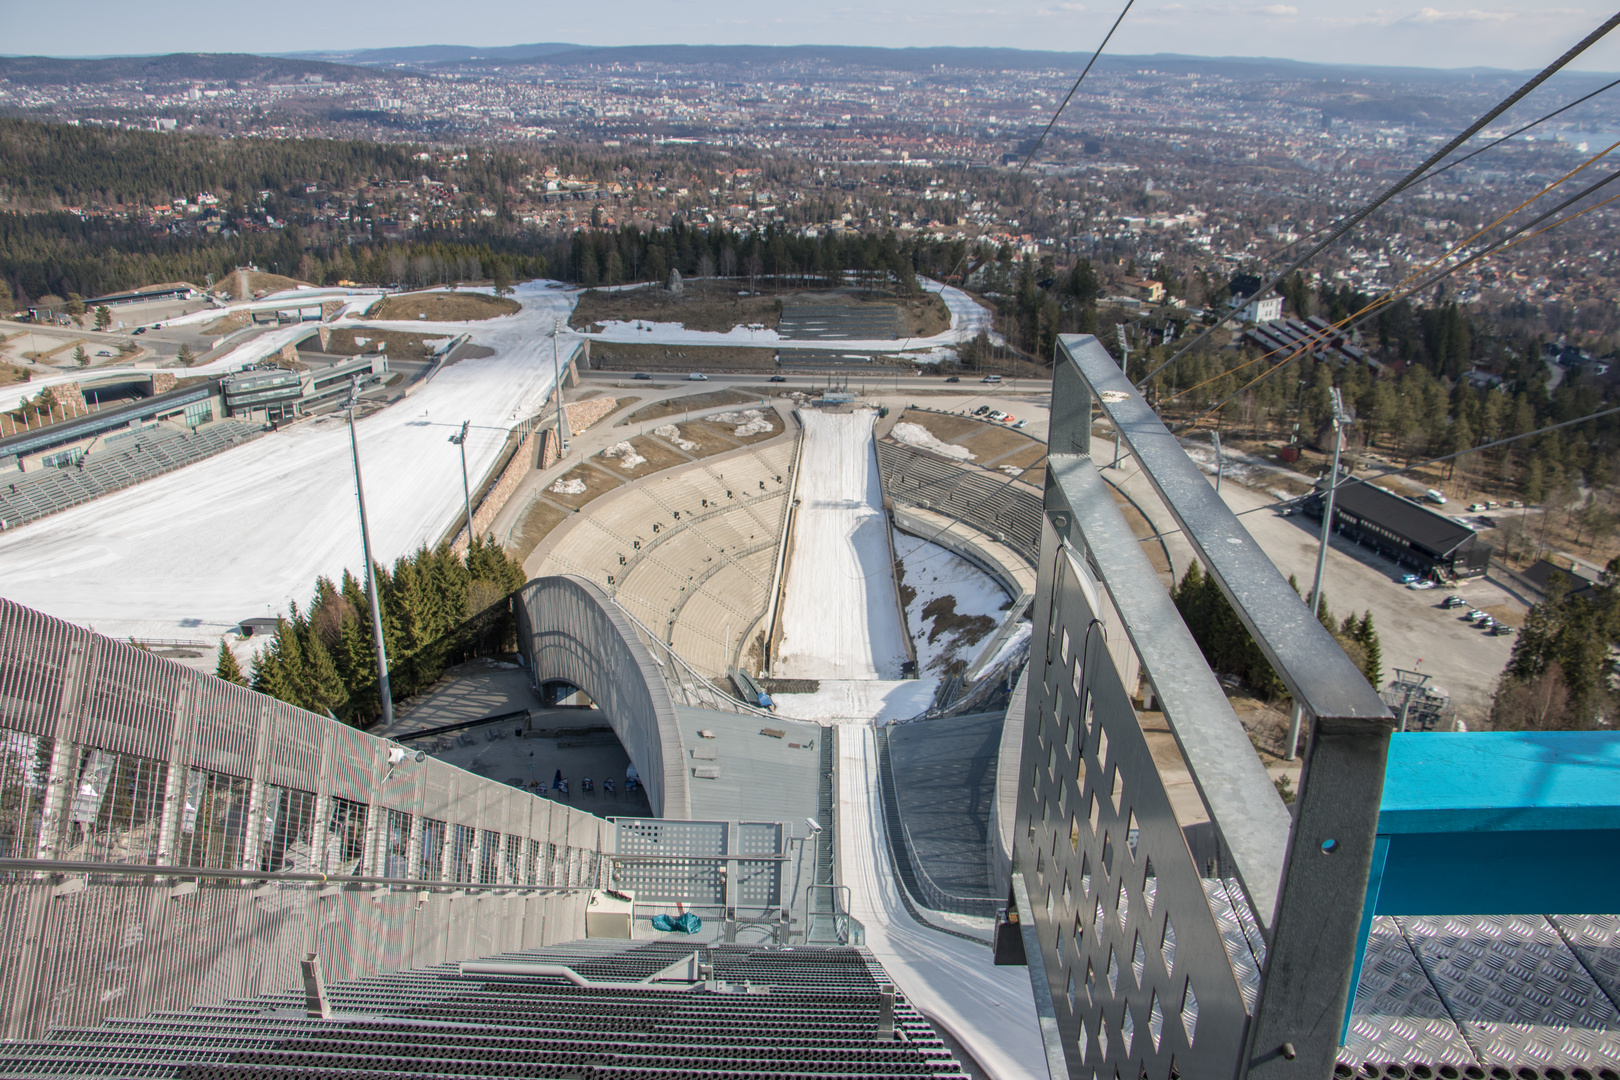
[0,597,614,1041]
[1011,335,1394,1080]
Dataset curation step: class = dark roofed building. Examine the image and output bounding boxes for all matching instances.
[1304,479,1488,577]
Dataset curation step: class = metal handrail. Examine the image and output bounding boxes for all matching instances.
[898,819,999,918]
[0,858,587,892]
[612,600,777,718]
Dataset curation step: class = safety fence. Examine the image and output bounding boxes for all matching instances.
[0,597,613,1041]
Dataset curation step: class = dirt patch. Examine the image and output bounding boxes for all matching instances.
[596,434,690,476]
[0,361,27,386]
[958,424,1042,461]
[898,409,989,445]
[203,311,251,335]
[918,595,996,647]
[507,500,572,563]
[545,463,626,508]
[690,412,780,447]
[653,420,738,458]
[323,328,451,361]
[623,389,760,425]
[242,272,315,297]
[1480,604,1520,628]
[592,342,779,373]
[994,445,1048,471]
[370,291,521,322]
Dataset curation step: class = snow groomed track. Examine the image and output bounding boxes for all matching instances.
[772,410,909,680]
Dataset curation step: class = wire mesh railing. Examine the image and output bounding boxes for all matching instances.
[0,597,614,1041]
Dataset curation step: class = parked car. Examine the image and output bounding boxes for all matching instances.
[769,375,787,382]
[1492,624,1515,636]
[1425,489,1447,504]
[1441,595,1467,608]
[973,405,992,416]
[1013,419,1029,429]
[687,372,708,381]
[631,372,652,380]
[1476,516,1499,528]
[1407,579,1436,590]
[1486,501,1500,509]
[1400,573,1420,584]
[944,376,960,383]
[1468,503,1485,512]
[1467,609,1487,622]
[1479,616,1496,630]
[132,327,147,335]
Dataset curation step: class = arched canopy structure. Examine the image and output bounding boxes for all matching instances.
[515,575,691,818]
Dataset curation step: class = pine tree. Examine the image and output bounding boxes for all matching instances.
[300,622,349,719]
[215,641,247,686]
[1356,612,1383,689]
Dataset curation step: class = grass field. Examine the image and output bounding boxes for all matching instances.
[571,281,949,337]
[369,292,522,322]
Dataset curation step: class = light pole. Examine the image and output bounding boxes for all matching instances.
[1211,430,1223,494]
[1288,387,1352,760]
[448,420,474,545]
[551,316,567,462]
[345,377,393,727]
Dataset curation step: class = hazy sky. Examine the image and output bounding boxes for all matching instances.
[8,2,1620,73]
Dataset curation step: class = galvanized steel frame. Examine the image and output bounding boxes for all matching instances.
[0,597,612,1041]
[1012,336,1395,1080]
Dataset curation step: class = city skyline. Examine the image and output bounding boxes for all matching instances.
[6,2,1620,74]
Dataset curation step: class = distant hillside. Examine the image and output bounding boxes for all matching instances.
[332,43,1542,81]
[0,53,380,86]
[285,43,578,66]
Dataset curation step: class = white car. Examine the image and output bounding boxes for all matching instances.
[687,372,708,381]
[1406,580,1436,590]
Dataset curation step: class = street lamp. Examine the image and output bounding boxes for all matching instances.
[448,420,474,545]
[345,376,393,727]
[1287,386,1352,761]
[551,316,567,462]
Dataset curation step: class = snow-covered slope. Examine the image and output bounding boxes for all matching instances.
[773,410,908,679]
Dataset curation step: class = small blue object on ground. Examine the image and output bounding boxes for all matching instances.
[651,913,703,934]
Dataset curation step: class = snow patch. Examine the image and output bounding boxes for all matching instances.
[891,422,974,461]
[550,477,587,495]
[896,535,1010,673]
[710,410,774,437]
[353,337,369,347]
[600,441,648,470]
[653,424,698,452]
[773,680,939,723]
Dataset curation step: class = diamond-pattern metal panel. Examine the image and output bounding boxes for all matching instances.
[1341,916,1476,1067]
[1406,914,1620,1069]
[1014,520,1253,1080]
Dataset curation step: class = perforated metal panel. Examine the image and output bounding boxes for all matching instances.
[1016,533,1253,1080]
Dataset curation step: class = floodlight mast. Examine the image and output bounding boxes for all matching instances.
[346,377,393,726]
[448,421,473,544]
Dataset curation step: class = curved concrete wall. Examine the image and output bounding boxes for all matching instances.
[516,575,691,818]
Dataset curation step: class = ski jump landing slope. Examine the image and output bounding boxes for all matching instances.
[0,283,576,642]
[837,724,1044,1079]
[772,410,908,680]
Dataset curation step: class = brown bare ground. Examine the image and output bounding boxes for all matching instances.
[655,421,739,458]
[993,445,1048,471]
[597,434,689,477]
[203,311,251,335]
[546,463,626,508]
[323,328,448,361]
[897,409,987,445]
[690,411,780,447]
[370,292,521,322]
[244,272,315,296]
[624,389,760,425]
[508,500,571,560]
[958,424,1041,461]
[1,361,27,386]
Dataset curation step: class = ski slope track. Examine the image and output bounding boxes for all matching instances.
[838,724,1044,1079]
[772,410,908,680]
[0,282,575,641]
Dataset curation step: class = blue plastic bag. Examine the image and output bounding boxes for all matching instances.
[651,912,703,934]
